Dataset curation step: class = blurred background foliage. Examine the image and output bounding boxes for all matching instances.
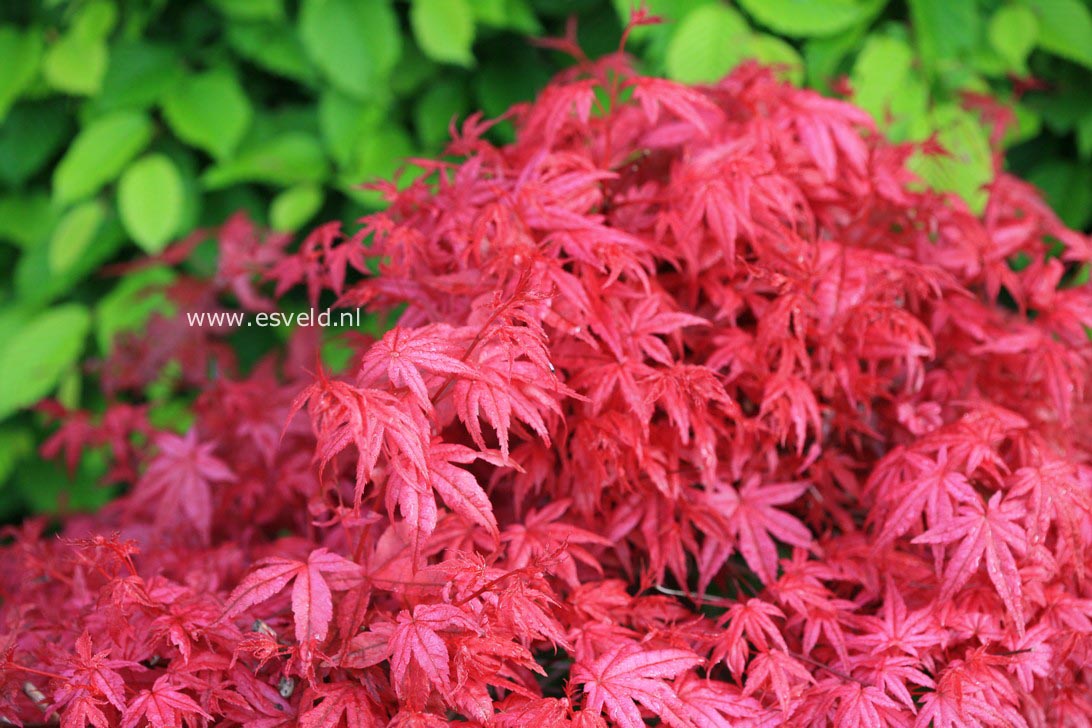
[0,0,1090,519]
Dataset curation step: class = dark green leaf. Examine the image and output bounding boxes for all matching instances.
[414,79,469,148]
[1028,160,1092,229]
[226,21,317,83]
[207,0,284,20]
[0,101,71,186]
[95,41,181,112]
[0,194,54,250]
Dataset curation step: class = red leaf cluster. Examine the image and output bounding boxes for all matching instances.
[4,52,1092,726]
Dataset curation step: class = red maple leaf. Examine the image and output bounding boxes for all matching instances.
[220,548,362,646]
[572,641,701,728]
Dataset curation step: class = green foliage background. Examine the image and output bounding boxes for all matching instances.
[0,0,1090,519]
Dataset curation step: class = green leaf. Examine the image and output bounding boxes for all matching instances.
[49,200,106,275]
[341,126,415,207]
[202,132,327,188]
[226,21,317,83]
[473,48,550,119]
[0,101,71,186]
[746,34,804,85]
[411,0,475,66]
[851,33,927,140]
[908,0,980,70]
[0,194,55,250]
[52,111,154,205]
[118,154,185,254]
[1077,113,1092,159]
[414,79,469,148]
[988,5,1038,74]
[71,0,118,39]
[42,32,108,95]
[319,90,389,167]
[471,0,540,33]
[736,0,865,37]
[0,304,91,421]
[96,41,181,111]
[0,426,33,486]
[95,265,175,353]
[0,26,43,121]
[270,183,324,231]
[162,69,252,160]
[908,105,993,214]
[1028,160,1092,230]
[1021,0,1092,69]
[298,0,401,99]
[208,0,284,20]
[16,215,125,307]
[665,4,750,84]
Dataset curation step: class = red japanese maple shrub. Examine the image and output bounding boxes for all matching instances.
[4,45,1092,727]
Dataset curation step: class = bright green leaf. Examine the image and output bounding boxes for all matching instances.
[52,111,153,205]
[1022,0,1092,69]
[270,183,324,230]
[988,5,1038,73]
[202,132,327,188]
[0,26,43,121]
[298,0,401,99]
[43,32,108,95]
[736,0,865,37]
[847,34,917,129]
[118,154,185,253]
[909,105,993,214]
[665,4,750,84]
[162,69,252,160]
[411,0,475,66]
[0,304,91,420]
[49,200,106,274]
